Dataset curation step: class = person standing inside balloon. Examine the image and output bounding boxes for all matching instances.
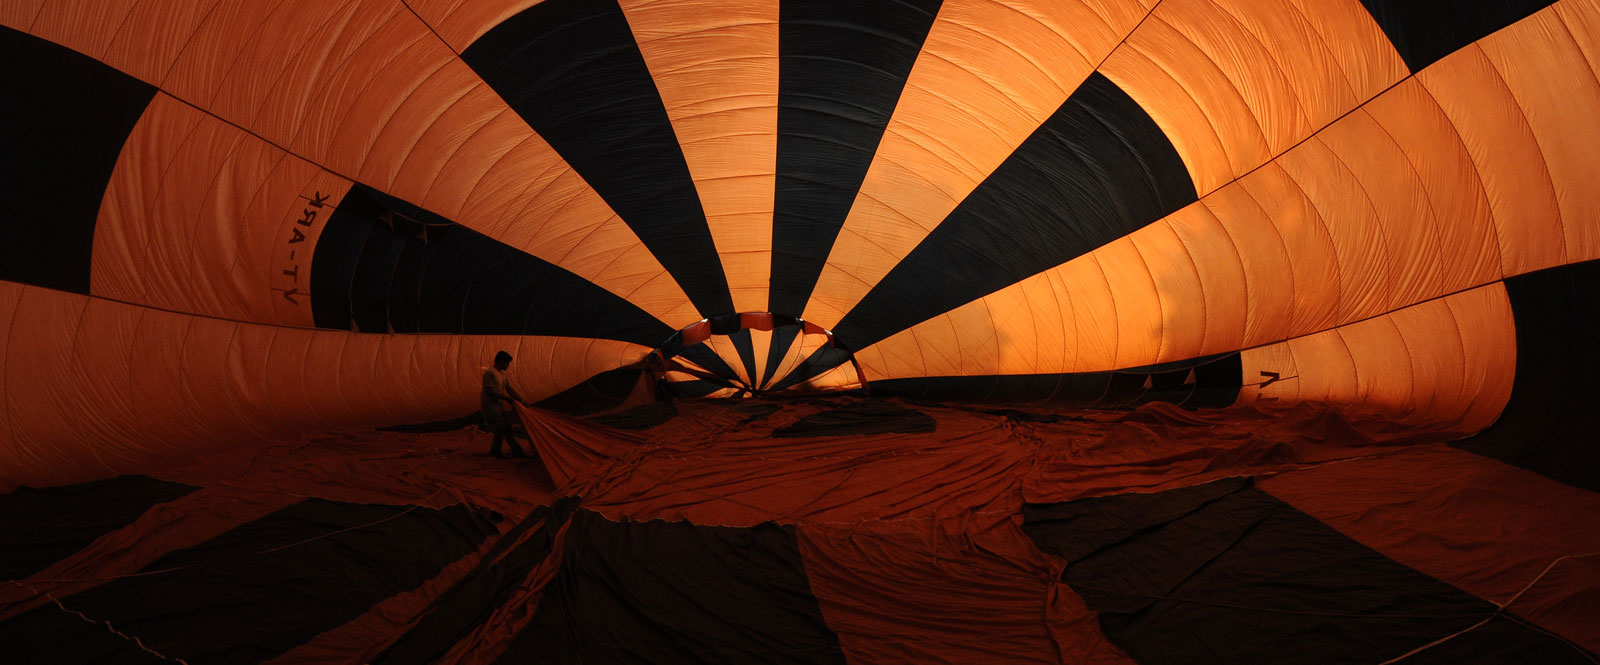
[483,351,531,459]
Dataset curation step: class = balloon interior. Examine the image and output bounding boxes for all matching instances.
[2,1,1598,663]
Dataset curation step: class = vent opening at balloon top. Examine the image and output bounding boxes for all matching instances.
[645,313,866,398]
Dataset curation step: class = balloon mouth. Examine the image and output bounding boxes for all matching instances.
[643,313,865,397]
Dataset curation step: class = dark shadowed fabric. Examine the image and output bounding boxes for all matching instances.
[498,510,846,664]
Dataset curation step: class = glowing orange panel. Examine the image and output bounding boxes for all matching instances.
[0,281,649,490]
[149,0,699,326]
[1239,284,1514,432]
[804,0,1151,328]
[620,0,778,313]
[1103,0,1407,195]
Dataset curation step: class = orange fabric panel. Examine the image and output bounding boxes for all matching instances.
[1362,78,1502,292]
[1259,445,1600,652]
[1128,220,1206,362]
[1165,205,1247,355]
[91,94,352,326]
[1199,183,1302,346]
[1419,47,1565,277]
[1274,136,1396,324]
[0,284,15,453]
[0,282,648,489]
[99,0,220,83]
[1238,284,1514,432]
[1477,6,1600,266]
[26,0,141,61]
[805,0,1152,327]
[0,0,46,28]
[1096,238,1164,370]
[1313,109,1450,312]
[151,0,697,326]
[855,255,1126,380]
[702,336,754,387]
[620,0,778,313]
[1102,0,1407,195]
[1444,285,1519,431]
[404,0,540,53]
[1230,164,1343,339]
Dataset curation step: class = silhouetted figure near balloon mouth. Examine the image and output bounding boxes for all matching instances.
[483,351,530,459]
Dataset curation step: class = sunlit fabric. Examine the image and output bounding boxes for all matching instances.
[2,0,1598,662]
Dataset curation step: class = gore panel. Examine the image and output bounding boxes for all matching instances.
[761,325,802,389]
[772,402,935,438]
[1454,259,1600,492]
[0,476,195,582]
[679,344,743,384]
[0,499,495,665]
[1021,479,1572,665]
[766,344,854,392]
[498,510,846,664]
[1357,0,1558,72]
[535,369,649,416]
[376,500,577,665]
[768,0,945,315]
[461,0,733,317]
[832,73,1198,350]
[0,26,156,294]
[730,328,760,388]
[309,186,672,345]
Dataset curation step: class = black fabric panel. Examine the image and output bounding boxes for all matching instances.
[768,0,945,315]
[1181,351,1245,408]
[1395,615,1596,664]
[866,353,1241,408]
[831,73,1198,351]
[310,187,388,330]
[0,499,496,665]
[309,186,672,345]
[761,325,802,389]
[497,510,847,664]
[1021,478,1568,665]
[1357,0,1557,72]
[349,216,411,333]
[375,499,578,665]
[772,402,935,438]
[679,343,744,385]
[663,378,732,398]
[1454,259,1600,493]
[535,369,648,416]
[766,344,854,392]
[0,26,156,294]
[0,476,195,582]
[461,0,733,317]
[731,329,760,389]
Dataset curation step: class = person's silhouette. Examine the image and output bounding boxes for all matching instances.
[482,351,529,459]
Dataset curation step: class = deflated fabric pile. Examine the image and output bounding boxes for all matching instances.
[2,400,1597,663]
[5,0,1600,662]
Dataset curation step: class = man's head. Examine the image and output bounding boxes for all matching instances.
[494,350,512,370]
